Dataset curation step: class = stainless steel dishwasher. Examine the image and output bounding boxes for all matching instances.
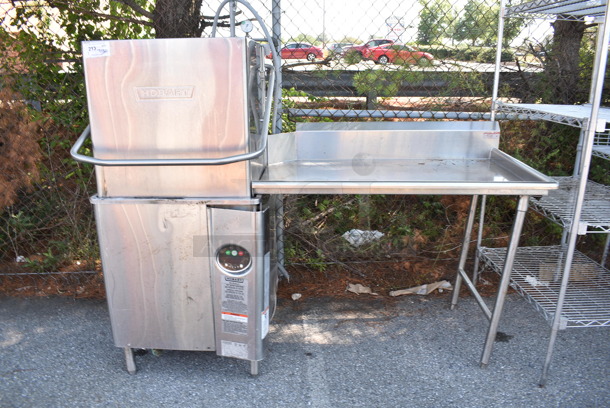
[72,36,277,375]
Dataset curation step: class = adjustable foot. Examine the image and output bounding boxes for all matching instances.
[250,360,259,376]
[124,347,136,375]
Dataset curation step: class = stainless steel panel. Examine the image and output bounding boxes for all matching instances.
[246,40,269,183]
[92,198,216,351]
[208,206,271,361]
[291,121,501,160]
[255,122,558,195]
[83,37,254,197]
[296,120,501,132]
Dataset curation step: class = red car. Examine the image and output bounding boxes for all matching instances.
[345,39,394,58]
[363,44,434,65]
[277,42,323,61]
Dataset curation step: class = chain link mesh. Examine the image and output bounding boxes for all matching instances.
[2,1,601,297]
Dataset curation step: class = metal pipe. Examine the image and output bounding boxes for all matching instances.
[457,266,492,320]
[229,0,236,37]
[250,360,259,375]
[124,347,136,375]
[451,195,479,310]
[602,234,610,267]
[480,195,529,368]
[473,195,487,284]
[573,128,585,177]
[289,108,495,120]
[491,0,506,122]
[481,196,529,367]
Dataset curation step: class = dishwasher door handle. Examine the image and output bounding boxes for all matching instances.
[71,67,275,167]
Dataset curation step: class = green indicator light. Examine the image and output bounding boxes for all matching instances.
[225,250,231,255]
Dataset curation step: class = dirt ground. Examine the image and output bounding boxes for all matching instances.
[0,257,501,301]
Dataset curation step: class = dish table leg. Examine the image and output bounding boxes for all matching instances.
[480,195,529,367]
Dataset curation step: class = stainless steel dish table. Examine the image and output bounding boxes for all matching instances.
[254,121,558,366]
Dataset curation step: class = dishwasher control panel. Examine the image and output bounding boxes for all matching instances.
[217,244,251,273]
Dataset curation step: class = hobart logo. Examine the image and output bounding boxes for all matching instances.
[136,86,194,100]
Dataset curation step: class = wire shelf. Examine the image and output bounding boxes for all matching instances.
[496,103,610,130]
[530,177,610,233]
[506,0,608,21]
[480,245,610,328]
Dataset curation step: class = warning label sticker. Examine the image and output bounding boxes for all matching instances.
[222,319,248,335]
[222,312,248,323]
[222,276,248,313]
[221,340,249,359]
[222,312,248,335]
[221,277,249,335]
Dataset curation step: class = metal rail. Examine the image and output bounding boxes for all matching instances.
[505,0,607,20]
[71,68,275,167]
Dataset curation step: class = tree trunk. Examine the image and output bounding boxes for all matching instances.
[153,0,204,38]
[546,19,587,104]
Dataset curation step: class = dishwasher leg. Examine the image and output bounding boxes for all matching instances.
[124,347,136,375]
[250,360,259,376]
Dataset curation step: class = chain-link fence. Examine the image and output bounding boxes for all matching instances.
[1,0,607,297]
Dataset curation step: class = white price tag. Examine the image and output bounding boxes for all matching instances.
[83,42,110,59]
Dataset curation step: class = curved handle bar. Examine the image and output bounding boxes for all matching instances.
[71,67,274,167]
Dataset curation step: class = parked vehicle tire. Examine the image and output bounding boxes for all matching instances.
[307,53,316,61]
[378,55,389,64]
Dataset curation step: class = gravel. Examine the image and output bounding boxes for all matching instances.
[1,294,608,408]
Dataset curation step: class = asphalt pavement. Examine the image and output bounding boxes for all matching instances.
[1,293,608,408]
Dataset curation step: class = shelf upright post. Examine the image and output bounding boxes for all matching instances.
[491,0,507,122]
[539,4,610,387]
[479,0,506,287]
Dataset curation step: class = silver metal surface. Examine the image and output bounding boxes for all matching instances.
[295,121,498,133]
[254,123,557,195]
[250,360,259,376]
[92,198,220,351]
[209,206,274,362]
[82,37,265,197]
[124,347,136,375]
[72,62,274,168]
